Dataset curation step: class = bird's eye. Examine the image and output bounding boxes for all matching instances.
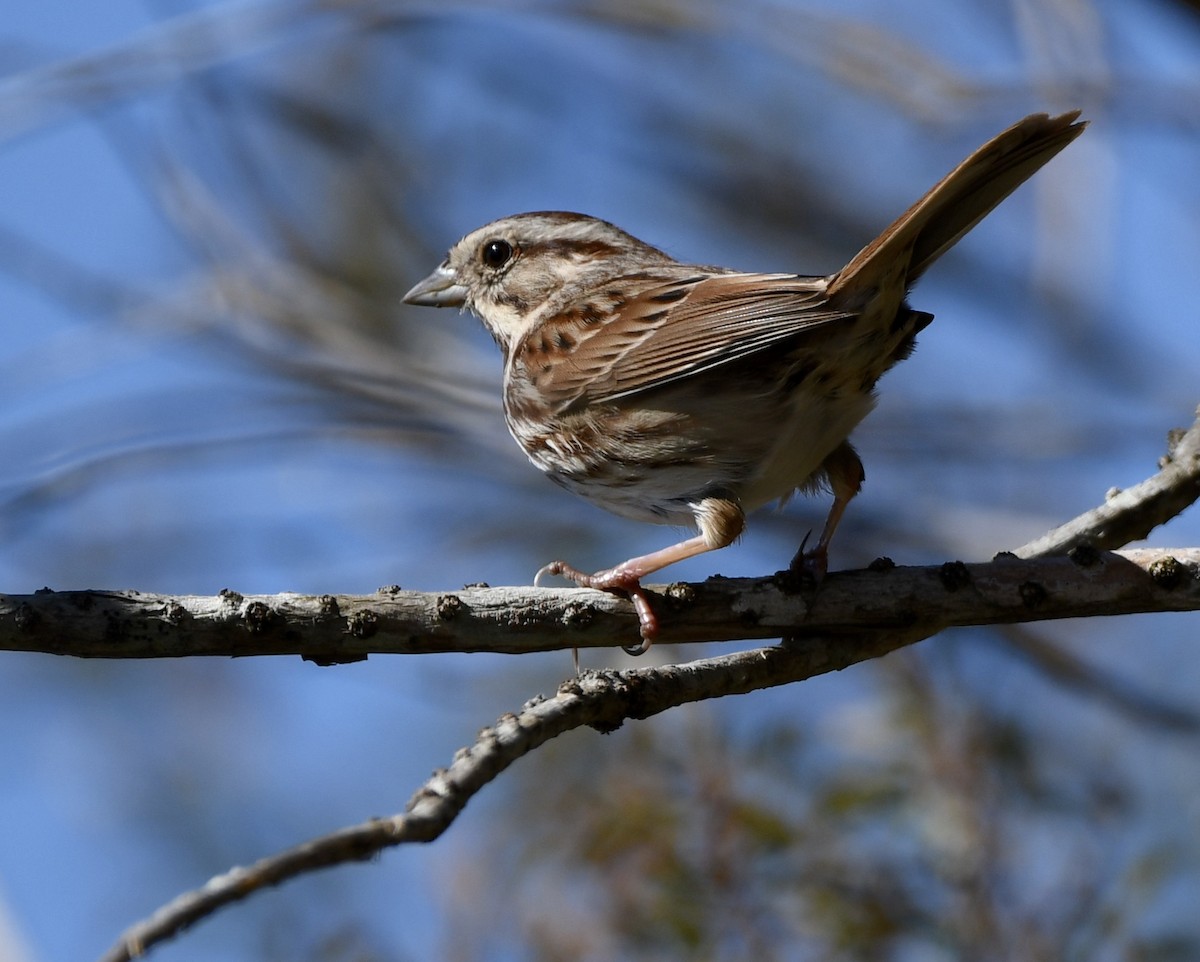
[481,239,513,269]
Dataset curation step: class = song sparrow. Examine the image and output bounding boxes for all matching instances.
[405,110,1085,653]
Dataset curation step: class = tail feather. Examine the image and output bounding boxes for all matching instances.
[829,110,1086,300]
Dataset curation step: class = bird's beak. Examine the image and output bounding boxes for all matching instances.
[403,264,468,307]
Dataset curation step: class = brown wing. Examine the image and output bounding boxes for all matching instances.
[514,271,852,411]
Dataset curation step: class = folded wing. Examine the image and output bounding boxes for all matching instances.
[515,271,852,411]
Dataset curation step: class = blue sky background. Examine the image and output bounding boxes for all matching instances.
[2,2,1200,961]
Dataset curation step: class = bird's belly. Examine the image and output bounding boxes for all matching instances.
[510,407,731,527]
[739,389,877,511]
[507,383,876,528]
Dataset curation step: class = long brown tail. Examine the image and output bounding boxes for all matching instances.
[828,110,1086,299]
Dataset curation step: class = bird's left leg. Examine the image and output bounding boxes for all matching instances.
[789,441,865,581]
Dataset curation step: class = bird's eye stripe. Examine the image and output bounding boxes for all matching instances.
[523,239,627,260]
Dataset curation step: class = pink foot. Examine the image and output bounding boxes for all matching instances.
[537,560,657,655]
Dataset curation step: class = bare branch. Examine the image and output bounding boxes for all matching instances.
[80,403,1200,961]
[97,631,929,962]
[1015,408,1200,557]
[0,547,1196,662]
[97,544,1200,962]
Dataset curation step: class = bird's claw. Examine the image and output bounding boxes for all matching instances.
[537,560,658,653]
[787,531,829,585]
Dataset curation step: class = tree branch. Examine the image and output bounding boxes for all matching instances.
[98,634,932,962]
[3,548,1199,663]
[91,408,1200,961]
[1015,411,1200,557]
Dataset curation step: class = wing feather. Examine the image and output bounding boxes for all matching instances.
[516,272,851,409]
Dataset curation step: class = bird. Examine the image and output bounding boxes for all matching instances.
[404,110,1086,654]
